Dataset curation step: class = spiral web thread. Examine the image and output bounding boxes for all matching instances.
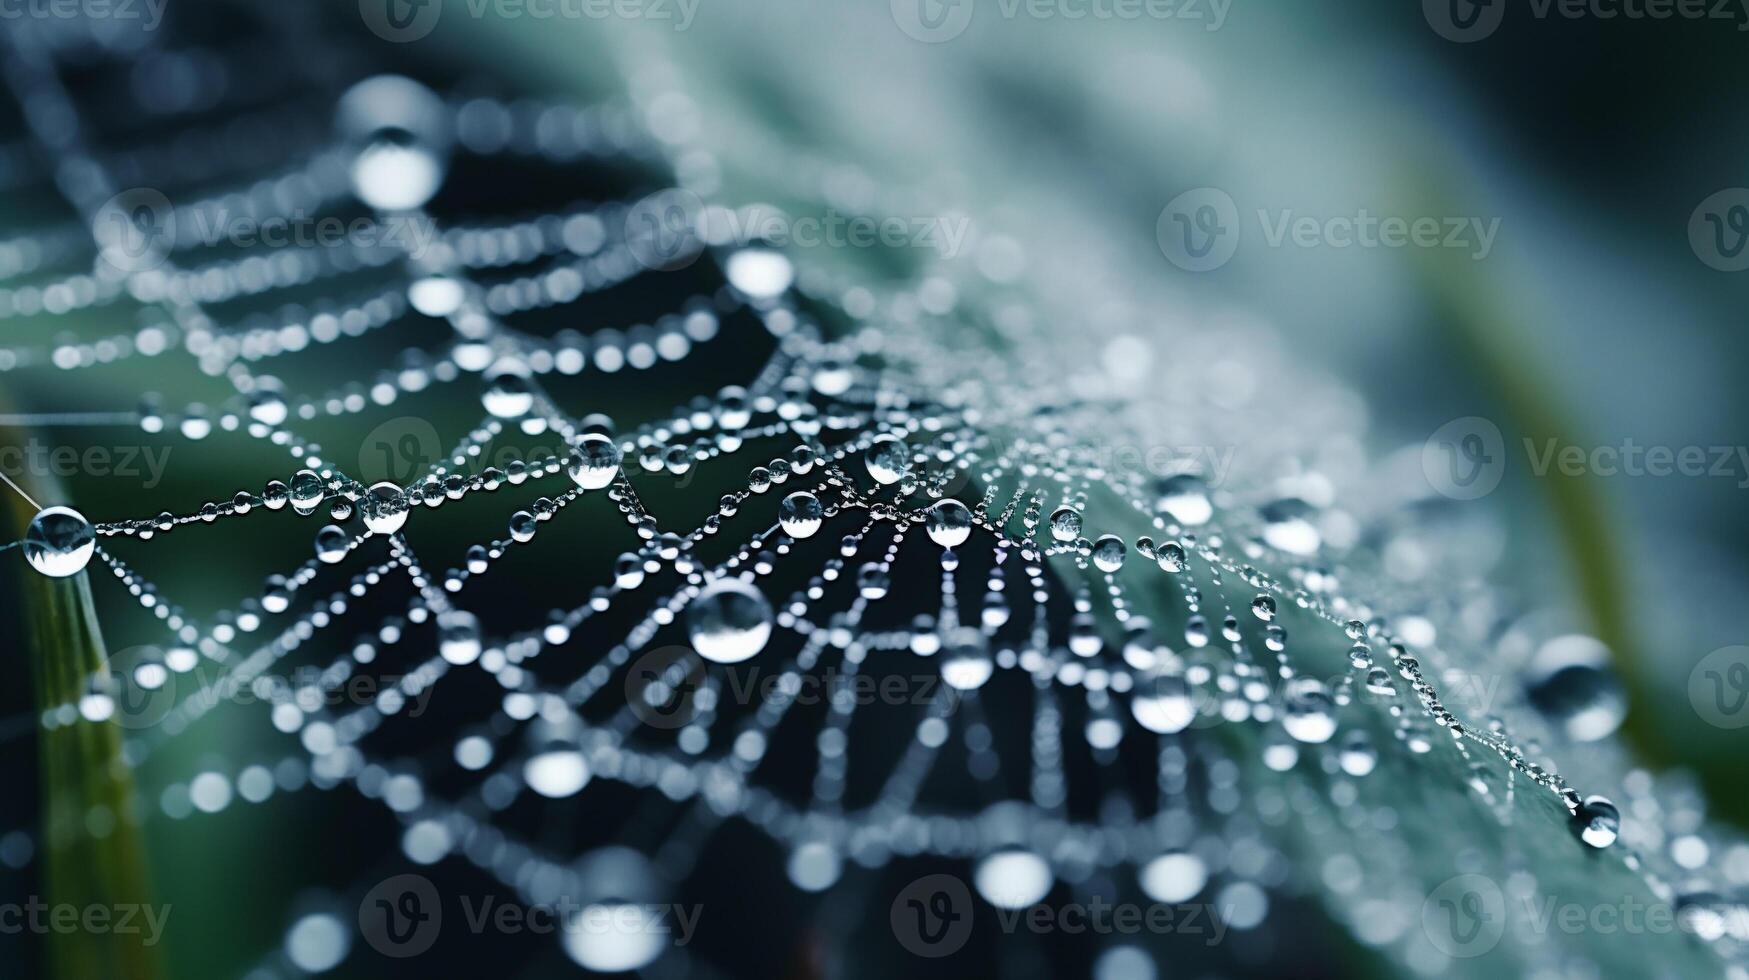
[0,9,1742,979]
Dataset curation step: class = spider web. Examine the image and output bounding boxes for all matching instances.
[0,7,1738,980]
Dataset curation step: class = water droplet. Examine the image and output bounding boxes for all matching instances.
[926,499,973,549]
[1155,474,1212,526]
[1092,534,1126,572]
[1260,498,1320,555]
[725,248,794,300]
[865,435,910,486]
[24,506,95,577]
[1523,635,1625,742]
[1155,541,1186,573]
[1138,851,1207,903]
[524,749,590,798]
[1364,667,1395,695]
[438,609,482,665]
[362,482,409,535]
[289,469,325,516]
[408,276,464,317]
[567,434,622,490]
[483,361,534,419]
[613,553,645,590]
[688,578,772,664]
[974,849,1053,910]
[1131,673,1196,734]
[314,526,349,564]
[1338,731,1378,776]
[1048,506,1083,543]
[940,628,994,690]
[247,387,288,426]
[779,491,823,539]
[1571,795,1620,848]
[1281,679,1337,743]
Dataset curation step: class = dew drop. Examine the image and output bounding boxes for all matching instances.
[23,506,95,577]
[926,499,973,549]
[1155,474,1212,526]
[687,578,773,664]
[314,526,349,564]
[1092,534,1126,572]
[362,482,409,535]
[1131,673,1196,734]
[567,433,623,490]
[940,628,994,690]
[1260,498,1320,555]
[1048,506,1083,543]
[779,491,824,539]
[865,435,911,486]
[1571,795,1620,849]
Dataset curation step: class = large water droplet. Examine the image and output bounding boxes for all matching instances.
[1092,534,1126,572]
[314,525,349,564]
[567,434,622,490]
[289,469,325,516]
[865,435,911,486]
[1138,851,1207,903]
[1048,506,1083,543]
[24,506,95,577]
[1155,474,1212,526]
[687,579,773,664]
[362,482,410,535]
[1131,672,1196,734]
[974,850,1053,909]
[940,628,993,690]
[779,491,823,539]
[482,361,534,419]
[524,749,590,798]
[926,499,973,548]
[438,609,482,665]
[1523,635,1625,742]
[1571,795,1620,849]
[1281,678,1337,743]
[725,248,794,300]
[1260,498,1320,555]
